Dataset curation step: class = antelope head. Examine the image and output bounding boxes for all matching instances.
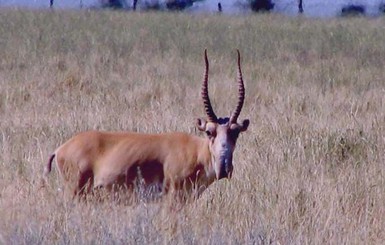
[196,50,249,180]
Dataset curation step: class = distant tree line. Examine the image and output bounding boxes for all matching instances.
[49,0,275,12]
[49,0,385,16]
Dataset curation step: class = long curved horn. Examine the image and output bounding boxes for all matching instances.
[230,50,245,124]
[201,49,218,122]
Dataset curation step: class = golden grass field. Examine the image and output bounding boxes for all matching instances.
[1,9,385,244]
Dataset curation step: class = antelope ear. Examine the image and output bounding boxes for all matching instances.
[196,118,207,131]
[240,119,249,132]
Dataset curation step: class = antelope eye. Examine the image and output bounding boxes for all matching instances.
[206,130,216,137]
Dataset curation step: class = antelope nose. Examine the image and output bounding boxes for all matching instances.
[217,159,233,180]
[226,163,233,175]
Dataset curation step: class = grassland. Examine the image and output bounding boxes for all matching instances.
[1,9,385,244]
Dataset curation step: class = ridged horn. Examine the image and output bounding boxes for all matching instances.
[201,49,218,122]
[230,50,245,124]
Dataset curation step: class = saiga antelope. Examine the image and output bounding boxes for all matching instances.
[44,50,249,201]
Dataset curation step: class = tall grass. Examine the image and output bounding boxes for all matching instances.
[1,9,385,244]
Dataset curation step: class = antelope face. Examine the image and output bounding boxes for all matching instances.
[197,49,249,180]
[197,117,249,179]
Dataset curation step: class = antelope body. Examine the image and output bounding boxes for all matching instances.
[45,50,249,200]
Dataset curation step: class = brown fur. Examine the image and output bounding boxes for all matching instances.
[45,130,216,198]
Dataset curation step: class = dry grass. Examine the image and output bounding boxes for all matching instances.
[1,9,385,244]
